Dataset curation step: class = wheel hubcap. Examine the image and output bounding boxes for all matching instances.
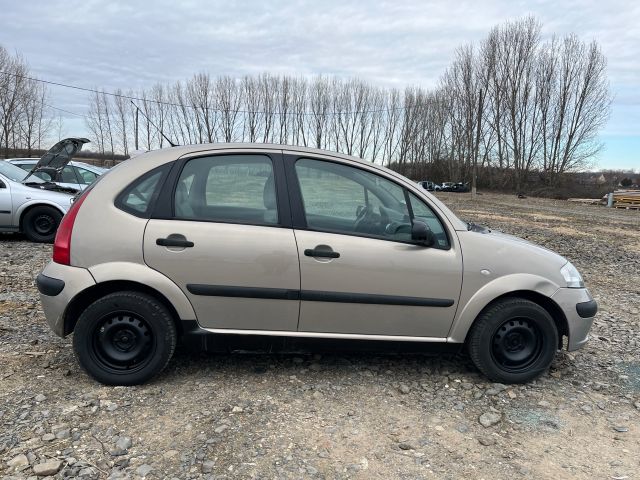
[34,214,55,234]
[491,318,542,372]
[92,314,154,371]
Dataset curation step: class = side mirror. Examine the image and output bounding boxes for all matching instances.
[411,221,435,247]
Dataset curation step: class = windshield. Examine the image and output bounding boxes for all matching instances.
[0,160,43,183]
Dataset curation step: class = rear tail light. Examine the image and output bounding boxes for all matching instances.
[52,191,90,265]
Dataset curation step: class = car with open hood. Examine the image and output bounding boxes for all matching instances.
[0,138,90,242]
[9,157,106,192]
[35,143,596,386]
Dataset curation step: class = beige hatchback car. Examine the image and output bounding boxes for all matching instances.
[36,144,596,385]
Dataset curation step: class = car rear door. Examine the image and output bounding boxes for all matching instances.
[286,154,463,339]
[143,150,300,332]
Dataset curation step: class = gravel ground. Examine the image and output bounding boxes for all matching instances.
[1,192,639,480]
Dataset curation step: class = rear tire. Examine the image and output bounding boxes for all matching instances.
[73,291,177,386]
[468,297,558,384]
[22,206,62,243]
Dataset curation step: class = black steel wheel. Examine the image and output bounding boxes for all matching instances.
[490,317,543,373]
[468,298,558,384]
[22,206,62,243]
[73,291,177,385]
[92,313,154,373]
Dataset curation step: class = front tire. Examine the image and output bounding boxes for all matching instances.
[22,206,62,243]
[468,298,558,384]
[73,291,177,385]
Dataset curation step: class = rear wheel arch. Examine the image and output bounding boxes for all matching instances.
[63,280,184,337]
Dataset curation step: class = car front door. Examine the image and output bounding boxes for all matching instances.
[143,151,300,332]
[287,155,463,339]
[0,176,13,227]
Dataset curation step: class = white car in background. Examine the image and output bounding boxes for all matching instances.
[0,138,90,242]
[9,158,107,191]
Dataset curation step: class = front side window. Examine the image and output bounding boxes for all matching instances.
[174,155,277,225]
[295,159,410,240]
[295,158,449,247]
[408,192,449,248]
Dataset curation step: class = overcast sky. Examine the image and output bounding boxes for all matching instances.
[1,0,638,170]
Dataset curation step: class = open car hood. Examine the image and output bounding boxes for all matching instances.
[24,138,90,180]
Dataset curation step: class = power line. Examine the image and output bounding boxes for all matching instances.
[0,69,427,117]
[43,103,85,117]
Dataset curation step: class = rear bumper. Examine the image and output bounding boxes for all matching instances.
[551,288,597,351]
[37,261,95,337]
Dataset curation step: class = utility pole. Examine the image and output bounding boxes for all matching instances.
[134,107,139,151]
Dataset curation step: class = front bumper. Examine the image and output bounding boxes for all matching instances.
[36,261,95,337]
[551,287,597,351]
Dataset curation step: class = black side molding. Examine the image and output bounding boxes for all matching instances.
[300,290,454,307]
[187,284,300,300]
[186,284,454,308]
[576,299,598,319]
[36,274,65,296]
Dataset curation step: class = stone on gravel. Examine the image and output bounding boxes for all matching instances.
[33,459,63,476]
[202,459,215,473]
[398,383,411,394]
[478,436,496,446]
[55,428,71,439]
[7,453,29,468]
[34,394,46,402]
[214,425,228,434]
[42,433,55,441]
[485,383,507,395]
[136,464,153,477]
[398,442,415,450]
[479,412,502,428]
[115,436,132,450]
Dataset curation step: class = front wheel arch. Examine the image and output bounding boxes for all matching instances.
[20,204,65,242]
[19,203,66,231]
[465,290,568,349]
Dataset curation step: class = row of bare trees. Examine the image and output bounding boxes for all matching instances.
[0,46,52,157]
[85,17,611,190]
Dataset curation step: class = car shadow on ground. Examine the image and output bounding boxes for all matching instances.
[163,339,483,383]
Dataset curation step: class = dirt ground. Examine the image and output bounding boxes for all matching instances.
[1,192,639,479]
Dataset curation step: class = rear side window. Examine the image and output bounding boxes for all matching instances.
[75,167,98,185]
[173,155,277,225]
[61,166,79,184]
[116,165,168,218]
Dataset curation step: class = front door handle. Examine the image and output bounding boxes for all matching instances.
[156,234,194,248]
[304,248,340,258]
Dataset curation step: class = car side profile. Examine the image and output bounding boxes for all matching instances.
[417,180,436,191]
[36,144,597,385]
[0,139,90,242]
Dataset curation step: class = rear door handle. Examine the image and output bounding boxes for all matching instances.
[156,234,194,248]
[304,248,340,258]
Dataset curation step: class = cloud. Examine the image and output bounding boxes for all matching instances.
[0,0,638,167]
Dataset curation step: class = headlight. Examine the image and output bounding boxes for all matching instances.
[560,262,584,288]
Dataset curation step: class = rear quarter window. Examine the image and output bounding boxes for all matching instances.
[115,165,169,218]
